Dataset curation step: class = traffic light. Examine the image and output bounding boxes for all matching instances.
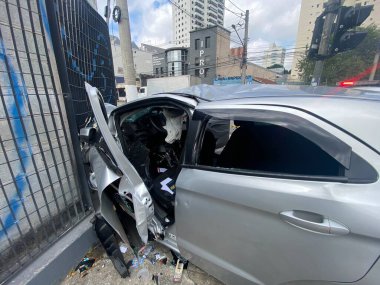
[307,4,373,60]
[330,4,373,55]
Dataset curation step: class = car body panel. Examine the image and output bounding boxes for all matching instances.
[194,96,380,155]
[85,82,154,243]
[175,104,380,284]
[83,83,380,284]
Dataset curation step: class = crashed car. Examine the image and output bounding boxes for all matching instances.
[81,83,380,285]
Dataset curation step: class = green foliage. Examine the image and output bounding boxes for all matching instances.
[267,64,284,69]
[297,25,380,85]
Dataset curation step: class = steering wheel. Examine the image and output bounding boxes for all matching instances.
[148,111,166,133]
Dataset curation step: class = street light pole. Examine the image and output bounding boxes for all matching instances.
[242,10,249,84]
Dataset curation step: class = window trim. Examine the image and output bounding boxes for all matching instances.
[192,108,353,169]
[182,164,349,183]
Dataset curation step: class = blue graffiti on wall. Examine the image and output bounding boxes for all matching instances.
[60,27,112,101]
[0,39,32,239]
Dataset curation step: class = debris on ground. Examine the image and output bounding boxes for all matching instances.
[173,260,184,283]
[75,257,95,273]
[61,241,224,285]
[119,243,128,254]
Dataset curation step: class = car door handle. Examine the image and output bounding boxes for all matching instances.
[280,210,349,235]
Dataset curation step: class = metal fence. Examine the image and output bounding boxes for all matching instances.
[0,0,115,282]
[54,0,116,129]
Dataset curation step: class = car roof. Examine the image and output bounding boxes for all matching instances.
[172,84,380,155]
[174,84,380,103]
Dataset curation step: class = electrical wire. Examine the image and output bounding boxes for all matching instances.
[226,0,245,13]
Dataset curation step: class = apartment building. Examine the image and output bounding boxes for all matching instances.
[172,0,225,47]
[263,43,286,68]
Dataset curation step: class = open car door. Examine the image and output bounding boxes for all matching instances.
[84,82,154,244]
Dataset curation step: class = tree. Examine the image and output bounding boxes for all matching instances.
[267,64,284,69]
[297,25,380,85]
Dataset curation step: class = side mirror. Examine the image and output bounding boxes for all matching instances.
[79,127,97,143]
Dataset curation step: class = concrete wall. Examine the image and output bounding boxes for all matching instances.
[218,61,278,81]
[0,0,87,282]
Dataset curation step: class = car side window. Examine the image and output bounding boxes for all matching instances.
[198,118,345,177]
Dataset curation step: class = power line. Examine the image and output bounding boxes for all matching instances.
[226,0,245,13]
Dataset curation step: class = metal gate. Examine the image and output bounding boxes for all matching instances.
[0,0,114,282]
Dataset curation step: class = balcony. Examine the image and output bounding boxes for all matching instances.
[208,12,217,19]
[195,14,204,21]
[195,20,204,27]
[208,18,217,25]
[194,1,204,9]
[218,14,223,20]
[208,0,218,7]
[208,5,218,13]
[194,8,204,15]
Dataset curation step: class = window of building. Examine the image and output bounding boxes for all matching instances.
[195,69,200,76]
[205,36,211,48]
[160,67,164,75]
[155,67,159,75]
[195,57,200,66]
[195,38,200,49]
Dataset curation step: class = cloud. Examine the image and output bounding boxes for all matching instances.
[97,0,173,47]
[97,0,301,67]
[225,0,301,69]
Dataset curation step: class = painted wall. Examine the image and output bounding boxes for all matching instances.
[0,0,92,281]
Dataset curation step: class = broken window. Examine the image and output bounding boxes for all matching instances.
[198,118,344,177]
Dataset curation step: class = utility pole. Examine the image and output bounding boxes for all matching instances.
[106,0,111,25]
[117,0,138,101]
[242,10,249,84]
[369,41,380,81]
[311,0,340,86]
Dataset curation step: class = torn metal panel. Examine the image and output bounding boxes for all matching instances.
[85,82,154,243]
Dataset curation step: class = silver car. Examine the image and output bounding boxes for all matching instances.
[81,83,380,285]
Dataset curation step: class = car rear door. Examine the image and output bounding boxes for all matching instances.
[175,103,380,285]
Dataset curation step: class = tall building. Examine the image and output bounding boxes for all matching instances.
[172,0,225,47]
[263,43,286,68]
[290,0,380,82]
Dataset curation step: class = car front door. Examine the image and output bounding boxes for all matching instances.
[175,104,380,285]
[85,83,154,243]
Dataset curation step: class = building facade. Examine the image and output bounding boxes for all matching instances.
[188,25,230,84]
[110,36,164,85]
[151,26,278,86]
[172,0,225,47]
[290,0,380,82]
[153,47,189,77]
[263,43,286,68]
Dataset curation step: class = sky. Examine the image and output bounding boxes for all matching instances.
[96,0,302,69]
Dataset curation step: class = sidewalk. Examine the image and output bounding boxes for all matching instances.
[61,241,223,285]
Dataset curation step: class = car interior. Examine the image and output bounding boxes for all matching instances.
[116,105,189,226]
[199,119,344,177]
